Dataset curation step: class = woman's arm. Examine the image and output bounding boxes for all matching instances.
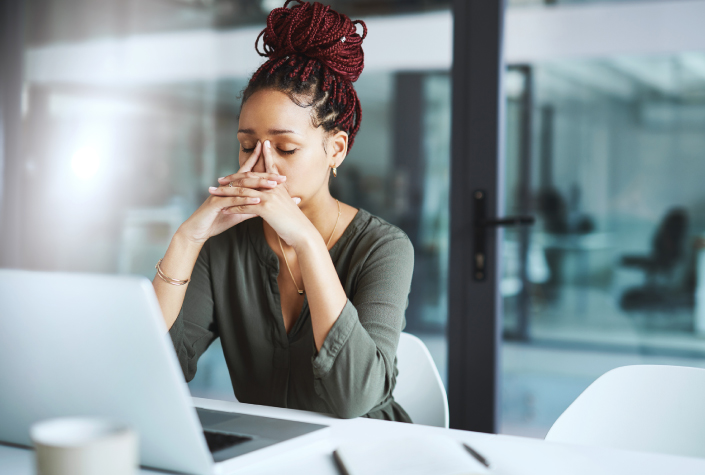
[163,238,220,382]
[153,231,204,330]
[154,140,284,330]
[305,235,414,419]
[293,230,349,352]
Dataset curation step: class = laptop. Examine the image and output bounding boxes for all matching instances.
[0,269,329,474]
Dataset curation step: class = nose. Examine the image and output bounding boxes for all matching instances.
[252,149,266,173]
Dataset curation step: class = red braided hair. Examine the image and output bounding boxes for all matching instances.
[243,0,367,150]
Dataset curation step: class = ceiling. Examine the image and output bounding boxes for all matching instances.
[23,0,451,47]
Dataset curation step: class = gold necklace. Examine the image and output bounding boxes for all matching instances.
[277,199,341,295]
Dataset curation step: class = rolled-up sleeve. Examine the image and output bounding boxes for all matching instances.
[167,239,218,382]
[310,235,414,419]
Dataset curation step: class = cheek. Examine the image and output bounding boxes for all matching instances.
[274,157,322,192]
[290,155,324,178]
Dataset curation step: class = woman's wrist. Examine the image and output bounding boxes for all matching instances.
[155,231,202,283]
[166,229,206,270]
[153,229,204,330]
[291,223,325,253]
[174,225,208,248]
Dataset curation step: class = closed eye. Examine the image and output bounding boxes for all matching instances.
[241,146,296,155]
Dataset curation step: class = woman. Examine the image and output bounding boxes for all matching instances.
[153,0,414,422]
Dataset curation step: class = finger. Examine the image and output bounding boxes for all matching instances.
[262,140,279,176]
[222,204,259,215]
[227,196,260,208]
[209,176,278,192]
[208,185,261,198]
[211,195,261,209]
[217,171,285,186]
[237,141,262,173]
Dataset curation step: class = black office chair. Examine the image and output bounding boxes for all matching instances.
[619,207,692,310]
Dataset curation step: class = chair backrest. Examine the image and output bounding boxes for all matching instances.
[652,207,688,268]
[393,332,449,428]
[545,365,705,459]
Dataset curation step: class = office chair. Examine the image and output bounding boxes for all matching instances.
[621,208,688,280]
[620,207,691,310]
[393,333,449,428]
[545,365,705,459]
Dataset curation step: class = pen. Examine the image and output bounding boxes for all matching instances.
[333,450,351,475]
[462,442,491,468]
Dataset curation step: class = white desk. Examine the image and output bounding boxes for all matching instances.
[3,396,705,475]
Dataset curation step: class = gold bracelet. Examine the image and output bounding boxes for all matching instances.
[155,258,190,286]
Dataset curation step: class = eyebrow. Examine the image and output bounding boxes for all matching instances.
[237,128,301,136]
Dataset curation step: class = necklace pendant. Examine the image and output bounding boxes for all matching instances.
[298,290,304,295]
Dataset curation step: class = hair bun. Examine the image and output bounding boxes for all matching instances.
[256,0,367,83]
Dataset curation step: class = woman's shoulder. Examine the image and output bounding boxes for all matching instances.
[352,208,414,255]
[346,209,415,282]
[356,209,409,239]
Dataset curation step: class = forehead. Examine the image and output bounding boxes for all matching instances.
[239,89,317,135]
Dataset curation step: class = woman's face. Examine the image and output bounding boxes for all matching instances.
[237,89,347,203]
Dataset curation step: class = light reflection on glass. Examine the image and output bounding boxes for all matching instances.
[71,147,100,180]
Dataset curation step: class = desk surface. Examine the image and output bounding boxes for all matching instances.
[3,396,705,475]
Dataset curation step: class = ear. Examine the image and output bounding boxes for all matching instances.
[328,130,349,168]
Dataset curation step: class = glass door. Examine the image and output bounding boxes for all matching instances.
[501,1,705,437]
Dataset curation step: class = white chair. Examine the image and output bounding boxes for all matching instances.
[393,332,449,428]
[545,365,705,459]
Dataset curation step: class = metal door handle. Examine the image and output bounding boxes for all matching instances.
[473,190,534,281]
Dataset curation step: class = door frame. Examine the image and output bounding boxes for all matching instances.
[447,0,507,433]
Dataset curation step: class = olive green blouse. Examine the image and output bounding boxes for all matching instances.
[168,207,414,422]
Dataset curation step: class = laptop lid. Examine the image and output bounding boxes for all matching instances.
[0,269,214,475]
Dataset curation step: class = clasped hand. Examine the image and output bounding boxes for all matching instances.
[178,140,312,247]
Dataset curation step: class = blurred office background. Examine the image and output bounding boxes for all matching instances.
[3,0,705,437]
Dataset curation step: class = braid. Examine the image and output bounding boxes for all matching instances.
[244,0,367,150]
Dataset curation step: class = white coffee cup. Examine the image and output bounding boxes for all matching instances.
[30,417,138,475]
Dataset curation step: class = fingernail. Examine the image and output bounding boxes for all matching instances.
[209,186,217,191]
[279,175,287,180]
[265,140,271,148]
[218,177,225,181]
[267,180,277,186]
[293,197,301,204]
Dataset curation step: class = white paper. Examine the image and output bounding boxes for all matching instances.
[334,434,490,475]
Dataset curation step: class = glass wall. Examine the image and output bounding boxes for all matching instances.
[14,1,453,401]
[501,52,705,436]
[509,0,665,6]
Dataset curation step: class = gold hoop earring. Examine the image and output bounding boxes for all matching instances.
[332,167,337,177]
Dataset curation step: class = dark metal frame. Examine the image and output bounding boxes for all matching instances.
[447,0,507,433]
[0,1,25,268]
